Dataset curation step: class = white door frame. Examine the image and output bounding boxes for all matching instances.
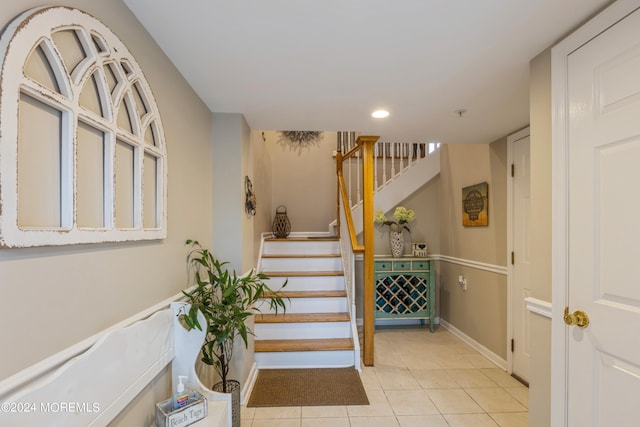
[550,0,640,424]
[506,126,530,379]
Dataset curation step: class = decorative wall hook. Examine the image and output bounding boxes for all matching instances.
[245,176,256,216]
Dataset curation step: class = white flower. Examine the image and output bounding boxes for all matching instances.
[393,207,416,223]
[374,206,416,233]
[374,209,388,224]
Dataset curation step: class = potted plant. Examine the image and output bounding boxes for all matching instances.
[375,206,416,257]
[178,240,286,425]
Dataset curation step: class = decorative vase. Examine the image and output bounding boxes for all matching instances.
[213,380,241,427]
[272,205,291,238]
[390,230,404,257]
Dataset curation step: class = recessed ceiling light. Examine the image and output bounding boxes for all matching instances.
[371,110,389,119]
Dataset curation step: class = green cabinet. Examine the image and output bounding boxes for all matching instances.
[374,257,435,332]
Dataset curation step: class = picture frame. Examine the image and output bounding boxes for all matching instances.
[462,182,488,227]
[412,243,428,257]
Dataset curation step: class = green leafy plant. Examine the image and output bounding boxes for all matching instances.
[179,240,287,392]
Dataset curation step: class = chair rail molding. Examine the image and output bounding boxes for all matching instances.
[524,297,552,319]
[432,254,508,276]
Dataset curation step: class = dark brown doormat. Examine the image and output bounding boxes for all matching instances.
[247,367,369,407]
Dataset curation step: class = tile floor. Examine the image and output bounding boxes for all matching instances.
[241,326,528,426]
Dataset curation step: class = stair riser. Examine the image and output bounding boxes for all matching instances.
[254,322,351,340]
[263,240,340,255]
[257,298,348,314]
[261,257,342,272]
[255,350,355,369]
[265,275,345,292]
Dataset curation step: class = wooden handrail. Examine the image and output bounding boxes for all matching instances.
[338,172,364,253]
[336,134,378,366]
[341,140,363,161]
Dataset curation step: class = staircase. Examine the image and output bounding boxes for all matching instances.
[254,235,359,369]
[253,138,440,369]
[352,145,440,234]
[333,135,441,235]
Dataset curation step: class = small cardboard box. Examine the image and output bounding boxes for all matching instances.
[156,390,207,427]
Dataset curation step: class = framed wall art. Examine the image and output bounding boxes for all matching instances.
[462,182,488,227]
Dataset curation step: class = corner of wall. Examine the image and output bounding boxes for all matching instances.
[437,140,509,359]
[526,45,553,425]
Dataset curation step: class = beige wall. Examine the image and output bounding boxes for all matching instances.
[250,131,274,261]
[373,176,441,257]
[0,1,213,425]
[528,47,553,427]
[212,113,248,271]
[438,263,507,358]
[440,141,507,265]
[210,121,278,399]
[241,129,275,394]
[354,138,509,360]
[437,139,509,358]
[210,112,257,394]
[264,131,337,232]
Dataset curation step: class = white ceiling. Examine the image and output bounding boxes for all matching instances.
[123,0,610,144]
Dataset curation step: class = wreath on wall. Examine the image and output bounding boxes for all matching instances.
[277,131,324,154]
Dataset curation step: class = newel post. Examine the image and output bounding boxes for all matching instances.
[335,149,343,236]
[360,135,378,366]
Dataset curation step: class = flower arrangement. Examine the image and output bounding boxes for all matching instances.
[375,206,416,233]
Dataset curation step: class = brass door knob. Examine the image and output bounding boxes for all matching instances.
[564,307,589,328]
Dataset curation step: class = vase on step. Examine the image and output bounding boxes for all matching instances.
[389,230,404,258]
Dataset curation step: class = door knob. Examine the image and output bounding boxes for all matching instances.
[564,307,589,328]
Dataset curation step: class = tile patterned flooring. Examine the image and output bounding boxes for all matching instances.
[241,326,528,426]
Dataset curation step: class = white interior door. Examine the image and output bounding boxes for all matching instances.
[510,130,531,383]
[559,5,640,426]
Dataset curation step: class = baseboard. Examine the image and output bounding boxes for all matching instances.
[439,319,507,370]
[240,362,258,405]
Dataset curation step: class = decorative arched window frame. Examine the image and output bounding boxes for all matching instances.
[0,7,167,247]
